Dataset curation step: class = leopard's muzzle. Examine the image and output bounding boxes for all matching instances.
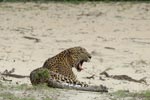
[76,55,91,72]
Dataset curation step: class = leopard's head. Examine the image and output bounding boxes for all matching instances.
[65,46,91,72]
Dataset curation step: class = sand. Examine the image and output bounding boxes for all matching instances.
[0,2,150,99]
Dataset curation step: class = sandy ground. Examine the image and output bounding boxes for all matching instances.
[0,2,150,100]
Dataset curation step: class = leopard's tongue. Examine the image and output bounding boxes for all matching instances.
[79,63,83,70]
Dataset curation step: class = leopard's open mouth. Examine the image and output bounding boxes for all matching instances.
[76,60,84,72]
[76,57,91,72]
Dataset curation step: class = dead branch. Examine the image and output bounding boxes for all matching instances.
[100,71,147,84]
[2,77,12,82]
[1,73,29,78]
[1,68,29,78]
[85,74,95,79]
[23,36,40,43]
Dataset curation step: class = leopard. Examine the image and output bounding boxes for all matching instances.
[30,46,91,87]
[43,46,91,80]
[30,67,108,92]
[30,67,87,87]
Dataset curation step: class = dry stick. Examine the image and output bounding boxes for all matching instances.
[100,71,147,84]
[1,68,29,78]
[1,73,29,78]
[84,68,113,80]
[85,74,95,79]
[3,68,15,75]
[23,36,40,43]
[104,47,115,50]
[2,76,12,82]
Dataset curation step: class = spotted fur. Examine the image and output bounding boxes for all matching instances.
[30,47,91,87]
[43,46,91,82]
